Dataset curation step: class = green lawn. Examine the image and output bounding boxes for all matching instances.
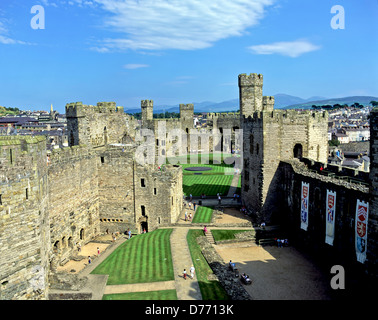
[168,152,239,197]
[102,289,178,300]
[192,206,213,223]
[183,175,234,196]
[187,230,229,300]
[211,230,249,242]
[91,229,174,285]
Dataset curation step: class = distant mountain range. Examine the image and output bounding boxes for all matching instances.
[124,94,378,114]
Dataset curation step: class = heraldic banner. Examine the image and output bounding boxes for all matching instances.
[301,182,309,231]
[325,190,336,245]
[355,200,369,263]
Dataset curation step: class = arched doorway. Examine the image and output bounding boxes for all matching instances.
[141,221,148,233]
[293,144,303,159]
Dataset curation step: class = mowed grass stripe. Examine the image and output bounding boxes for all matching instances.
[192,206,213,223]
[183,174,234,196]
[91,229,174,285]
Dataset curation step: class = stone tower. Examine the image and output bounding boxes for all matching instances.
[66,101,130,147]
[238,73,264,117]
[239,73,328,223]
[179,103,194,131]
[141,100,153,124]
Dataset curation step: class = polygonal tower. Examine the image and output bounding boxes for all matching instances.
[238,73,264,117]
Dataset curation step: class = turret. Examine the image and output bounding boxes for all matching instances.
[141,100,153,122]
[263,96,275,111]
[238,73,264,117]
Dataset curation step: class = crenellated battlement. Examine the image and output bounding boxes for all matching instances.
[141,100,154,108]
[242,109,328,124]
[179,103,194,110]
[66,101,124,117]
[238,73,263,87]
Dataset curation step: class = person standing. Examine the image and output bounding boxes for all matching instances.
[183,269,187,280]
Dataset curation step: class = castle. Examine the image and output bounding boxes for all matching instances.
[0,73,376,300]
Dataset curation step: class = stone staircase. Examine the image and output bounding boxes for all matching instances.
[205,229,215,245]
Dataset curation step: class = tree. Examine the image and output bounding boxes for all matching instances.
[370,100,378,107]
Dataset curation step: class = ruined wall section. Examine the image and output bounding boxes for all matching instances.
[47,145,100,265]
[97,145,137,234]
[0,136,49,300]
[66,102,137,148]
[134,164,183,232]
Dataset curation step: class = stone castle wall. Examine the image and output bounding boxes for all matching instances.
[278,159,375,281]
[48,145,100,266]
[0,137,49,300]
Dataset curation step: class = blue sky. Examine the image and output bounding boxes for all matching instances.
[0,0,377,113]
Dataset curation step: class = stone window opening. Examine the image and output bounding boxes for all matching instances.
[141,178,145,187]
[293,144,303,159]
[101,156,105,164]
[80,228,85,240]
[141,205,146,216]
[26,188,29,200]
[154,188,157,195]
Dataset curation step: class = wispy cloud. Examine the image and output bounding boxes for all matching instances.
[123,64,149,69]
[248,39,321,57]
[87,0,275,51]
[0,20,32,45]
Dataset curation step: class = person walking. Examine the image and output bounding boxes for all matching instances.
[190,265,195,279]
[183,269,187,280]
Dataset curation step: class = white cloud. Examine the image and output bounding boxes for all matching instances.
[89,0,275,51]
[248,39,321,57]
[0,20,32,45]
[123,64,149,69]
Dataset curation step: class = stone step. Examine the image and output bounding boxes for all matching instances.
[205,230,215,244]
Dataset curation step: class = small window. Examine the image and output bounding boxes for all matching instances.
[141,205,146,216]
[10,149,13,164]
[0,194,2,205]
[154,188,157,195]
[26,188,29,200]
[101,156,105,164]
[141,179,145,187]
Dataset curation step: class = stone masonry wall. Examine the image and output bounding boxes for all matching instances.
[0,137,49,300]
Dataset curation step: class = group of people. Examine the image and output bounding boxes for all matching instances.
[184,211,193,222]
[183,265,196,280]
[276,238,289,247]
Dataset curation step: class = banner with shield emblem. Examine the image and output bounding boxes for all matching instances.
[355,200,369,263]
[300,182,309,231]
[325,190,336,245]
